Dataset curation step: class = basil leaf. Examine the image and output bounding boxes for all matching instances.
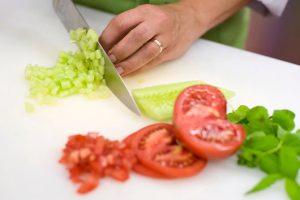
[238,149,257,167]
[279,146,299,179]
[285,179,300,200]
[246,121,277,136]
[272,109,295,131]
[277,124,289,139]
[246,106,269,123]
[227,105,249,123]
[283,133,300,154]
[247,131,266,140]
[245,135,279,151]
[246,174,282,194]
[258,154,280,174]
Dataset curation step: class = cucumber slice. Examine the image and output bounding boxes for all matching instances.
[132,81,235,121]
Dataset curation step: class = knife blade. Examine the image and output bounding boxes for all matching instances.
[53,0,140,115]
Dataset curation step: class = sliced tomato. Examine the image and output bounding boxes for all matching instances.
[133,163,171,179]
[173,84,227,121]
[175,119,246,159]
[59,133,135,194]
[131,123,207,178]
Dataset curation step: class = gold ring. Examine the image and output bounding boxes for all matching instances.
[153,39,163,53]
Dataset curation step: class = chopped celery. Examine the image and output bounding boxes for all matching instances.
[25,28,107,102]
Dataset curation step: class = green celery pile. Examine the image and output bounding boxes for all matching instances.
[228,105,300,200]
[25,28,107,104]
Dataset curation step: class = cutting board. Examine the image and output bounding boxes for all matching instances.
[1,1,300,200]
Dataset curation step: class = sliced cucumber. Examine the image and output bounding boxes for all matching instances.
[132,81,235,121]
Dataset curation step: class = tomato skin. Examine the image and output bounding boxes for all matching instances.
[174,84,227,121]
[131,123,207,178]
[175,119,246,160]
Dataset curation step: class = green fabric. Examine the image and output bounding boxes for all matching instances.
[74,0,250,48]
[202,8,250,49]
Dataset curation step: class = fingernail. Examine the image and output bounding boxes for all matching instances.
[116,67,124,75]
[109,53,117,63]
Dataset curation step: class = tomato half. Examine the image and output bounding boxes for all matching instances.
[175,119,246,159]
[174,84,227,121]
[131,123,207,178]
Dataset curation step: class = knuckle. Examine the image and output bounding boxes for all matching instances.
[137,4,156,12]
[111,16,127,30]
[133,25,152,41]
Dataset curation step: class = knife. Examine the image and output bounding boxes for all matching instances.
[53,0,140,115]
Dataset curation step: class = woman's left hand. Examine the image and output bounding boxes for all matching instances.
[99,3,205,76]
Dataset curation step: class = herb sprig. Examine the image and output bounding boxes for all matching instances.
[227,105,300,200]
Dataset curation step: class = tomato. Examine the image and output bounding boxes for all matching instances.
[175,119,246,159]
[131,123,207,178]
[174,84,227,121]
[123,131,170,179]
[59,133,135,194]
[133,163,170,179]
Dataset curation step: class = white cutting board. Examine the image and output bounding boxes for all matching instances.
[0,1,300,200]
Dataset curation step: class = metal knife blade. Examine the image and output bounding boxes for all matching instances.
[53,0,140,115]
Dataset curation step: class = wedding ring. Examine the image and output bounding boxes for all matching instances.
[153,39,163,53]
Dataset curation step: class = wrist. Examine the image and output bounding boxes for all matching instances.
[177,0,250,34]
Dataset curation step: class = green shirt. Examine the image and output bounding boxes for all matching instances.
[74,0,250,48]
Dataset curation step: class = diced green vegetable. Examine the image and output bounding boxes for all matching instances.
[25,28,107,103]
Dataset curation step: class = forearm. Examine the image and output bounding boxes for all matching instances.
[177,0,250,35]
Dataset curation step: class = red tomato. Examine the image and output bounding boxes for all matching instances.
[175,119,246,159]
[59,133,135,194]
[174,84,227,121]
[131,123,207,178]
[133,163,170,179]
[123,131,170,179]
[173,84,245,160]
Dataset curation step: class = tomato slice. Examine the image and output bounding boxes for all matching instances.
[133,163,171,179]
[175,119,246,159]
[124,130,170,179]
[132,123,207,178]
[59,133,135,194]
[173,84,227,121]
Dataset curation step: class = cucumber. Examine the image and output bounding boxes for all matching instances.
[132,81,235,121]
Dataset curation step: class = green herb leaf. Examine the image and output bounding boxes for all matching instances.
[227,105,249,123]
[283,134,300,154]
[245,135,279,152]
[272,109,295,131]
[246,106,269,124]
[238,149,258,167]
[277,124,289,138]
[246,174,282,194]
[258,154,280,174]
[285,179,300,200]
[247,131,266,140]
[246,121,277,136]
[279,146,299,179]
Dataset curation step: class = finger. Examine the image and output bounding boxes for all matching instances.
[116,39,162,76]
[133,50,167,74]
[108,22,157,63]
[99,9,144,51]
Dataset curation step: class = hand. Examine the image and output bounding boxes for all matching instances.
[99,3,205,76]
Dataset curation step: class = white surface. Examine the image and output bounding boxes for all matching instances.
[1,1,300,200]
